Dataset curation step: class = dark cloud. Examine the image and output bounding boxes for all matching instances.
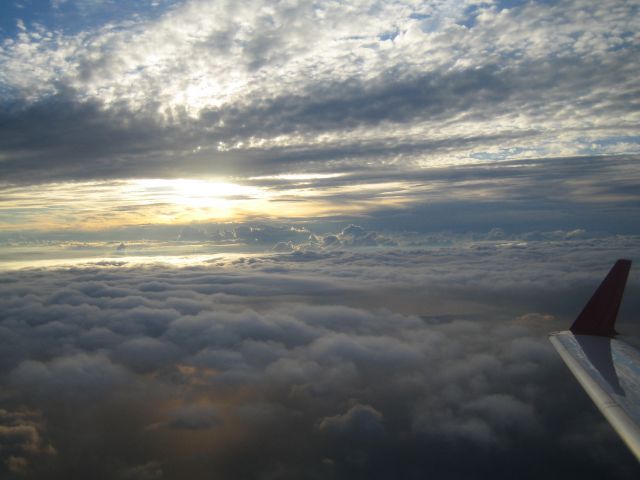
[0,93,188,183]
[0,409,56,476]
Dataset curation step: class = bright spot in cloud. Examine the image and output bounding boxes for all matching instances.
[126,178,263,209]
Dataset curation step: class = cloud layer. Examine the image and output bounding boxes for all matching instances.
[2,155,639,236]
[1,239,639,478]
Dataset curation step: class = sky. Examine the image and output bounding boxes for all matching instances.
[1,0,640,478]
[1,0,639,239]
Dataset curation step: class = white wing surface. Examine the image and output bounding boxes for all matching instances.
[550,259,640,461]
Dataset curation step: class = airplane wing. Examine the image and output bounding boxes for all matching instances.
[549,259,640,461]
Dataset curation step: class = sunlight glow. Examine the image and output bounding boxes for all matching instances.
[116,178,277,224]
[126,178,264,208]
[0,176,420,233]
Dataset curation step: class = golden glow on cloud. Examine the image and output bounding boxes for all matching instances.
[123,178,265,213]
[0,178,265,231]
[0,177,415,232]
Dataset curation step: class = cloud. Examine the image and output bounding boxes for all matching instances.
[272,241,295,253]
[119,461,164,480]
[1,153,638,240]
[112,337,181,374]
[165,404,221,431]
[1,239,639,477]
[0,409,55,476]
[318,404,385,437]
[333,225,396,248]
[9,353,132,400]
[0,1,638,184]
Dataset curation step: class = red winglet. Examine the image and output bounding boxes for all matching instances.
[570,259,632,337]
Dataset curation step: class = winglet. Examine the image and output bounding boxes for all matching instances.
[570,259,632,337]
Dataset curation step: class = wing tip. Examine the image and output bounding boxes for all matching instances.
[570,259,632,337]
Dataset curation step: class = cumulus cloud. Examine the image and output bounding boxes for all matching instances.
[333,225,396,248]
[1,239,639,478]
